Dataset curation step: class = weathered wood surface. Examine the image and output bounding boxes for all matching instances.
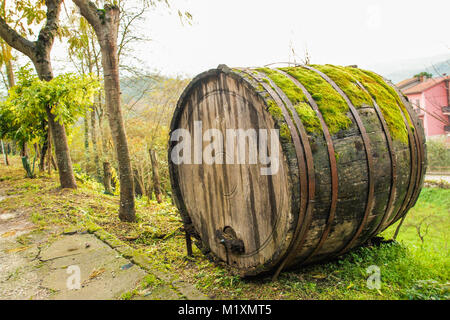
[168,65,426,276]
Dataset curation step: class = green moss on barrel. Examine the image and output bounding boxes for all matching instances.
[361,69,414,129]
[337,66,411,144]
[232,65,412,145]
[293,102,323,134]
[255,67,322,134]
[280,66,352,135]
[314,64,373,108]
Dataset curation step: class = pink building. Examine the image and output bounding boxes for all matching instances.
[396,75,450,140]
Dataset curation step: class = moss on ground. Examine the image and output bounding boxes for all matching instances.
[280,66,352,135]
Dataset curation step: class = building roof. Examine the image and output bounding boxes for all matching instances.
[399,76,450,95]
[396,77,419,89]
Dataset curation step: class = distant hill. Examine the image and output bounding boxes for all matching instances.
[368,53,450,83]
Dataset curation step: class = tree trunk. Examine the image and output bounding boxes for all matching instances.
[146,180,153,201]
[73,1,135,221]
[39,131,49,171]
[1,140,9,165]
[45,107,75,187]
[20,142,34,178]
[149,148,162,203]
[84,111,90,171]
[0,0,77,189]
[99,13,135,221]
[133,168,143,197]
[34,143,40,159]
[51,154,57,171]
[91,109,100,179]
[103,161,112,195]
[5,59,15,88]
[47,128,52,174]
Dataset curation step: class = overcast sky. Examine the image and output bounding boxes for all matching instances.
[53,0,450,78]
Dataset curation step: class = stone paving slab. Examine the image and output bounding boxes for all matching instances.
[0,226,180,299]
[0,192,207,300]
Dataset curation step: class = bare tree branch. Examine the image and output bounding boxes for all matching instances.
[0,16,35,58]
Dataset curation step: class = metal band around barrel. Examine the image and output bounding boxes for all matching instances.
[381,82,418,226]
[355,81,397,238]
[389,107,419,225]
[275,68,339,264]
[305,65,375,255]
[388,83,425,214]
[238,68,310,279]
[386,81,425,224]
[255,70,316,279]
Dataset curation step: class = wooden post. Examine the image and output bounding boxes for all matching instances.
[103,161,112,195]
[149,148,162,203]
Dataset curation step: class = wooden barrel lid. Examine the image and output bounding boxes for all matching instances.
[169,68,294,273]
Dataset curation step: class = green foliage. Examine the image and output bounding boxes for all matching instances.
[414,72,433,79]
[406,280,449,300]
[426,137,450,171]
[0,65,100,145]
[1,0,46,36]
[21,155,36,178]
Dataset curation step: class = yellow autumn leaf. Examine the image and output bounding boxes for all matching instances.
[6,246,30,253]
[1,230,16,238]
[89,268,106,280]
[312,273,327,279]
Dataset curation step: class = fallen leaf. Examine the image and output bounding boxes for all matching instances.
[6,246,30,253]
[1,230,16,238]
[89,268,106,279]
[346,283,354,289]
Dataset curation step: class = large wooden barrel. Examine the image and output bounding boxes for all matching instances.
[168,64,426,277]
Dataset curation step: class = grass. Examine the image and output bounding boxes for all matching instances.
[0,157,448,300]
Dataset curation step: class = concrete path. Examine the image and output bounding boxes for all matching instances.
[425,174,450,183]
[0,195,185,300]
